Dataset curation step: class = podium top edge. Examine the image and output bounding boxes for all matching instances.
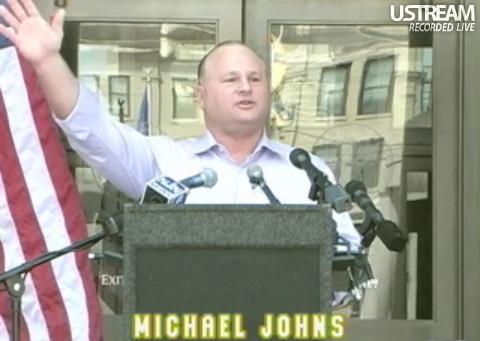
[124,204,332,213]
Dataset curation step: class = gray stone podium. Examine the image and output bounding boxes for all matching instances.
[123,204,335,340]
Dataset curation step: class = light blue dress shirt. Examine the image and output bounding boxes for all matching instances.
[56,84,361,248]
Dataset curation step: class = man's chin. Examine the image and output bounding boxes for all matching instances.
[236,117,266,129]
[232,110,267,123]
[219,120,265,136]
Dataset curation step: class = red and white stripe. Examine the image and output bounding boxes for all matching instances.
[0,46,101,340]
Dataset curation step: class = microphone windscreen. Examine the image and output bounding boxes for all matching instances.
[247,165,263,183]
[345,180,367,197]
[202,168,218,188]
[289,148,310,169]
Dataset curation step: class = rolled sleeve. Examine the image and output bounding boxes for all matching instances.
[54,83,158,200]
[54,82,99,140]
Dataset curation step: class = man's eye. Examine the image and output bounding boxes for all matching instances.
[250,77,261,82]
[223,78,236,83]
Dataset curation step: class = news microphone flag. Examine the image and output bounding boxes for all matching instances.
[140,176,189,204]
[0,46,102,340]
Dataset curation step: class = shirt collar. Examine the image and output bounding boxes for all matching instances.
[253,131,285,156]
[189,130,284,157]
[189,130,218,155]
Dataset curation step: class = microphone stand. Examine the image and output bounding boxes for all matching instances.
[0,218,118,341]
[307,171,329,204]
[356,215,378,248]
[252,181,281,204]
[335,215,378,304]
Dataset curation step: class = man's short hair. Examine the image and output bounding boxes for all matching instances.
[196,40,267,83]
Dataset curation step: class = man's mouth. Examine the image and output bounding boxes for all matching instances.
[236,100,256,109]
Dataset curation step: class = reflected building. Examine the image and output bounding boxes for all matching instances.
[267,25,432,319]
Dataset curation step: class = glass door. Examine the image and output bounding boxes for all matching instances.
[246,0,460,340]
[38,0,242,339]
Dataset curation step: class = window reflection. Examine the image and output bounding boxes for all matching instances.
[108,75,130,119]
[270,24,433,320]
[360,56,394,115]
[78,22,216,134]
[172,77,199,120]
[420,49,432,114]
[351,138,384,188]
[318,64,350,117]
[312,144,342,179]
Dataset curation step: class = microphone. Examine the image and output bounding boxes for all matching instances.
[93,211,122,237]
[345,180,407,252]
[290,148,352,212]
[247,165,280,204]
[90,212,124,262]
[290,148,321,182]
[140,176,189,204]
[140,169,218,204]
[180,168,217,189]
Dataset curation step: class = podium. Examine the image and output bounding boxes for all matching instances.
[122,205,335,340]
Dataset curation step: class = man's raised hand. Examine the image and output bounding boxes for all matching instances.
[0,0,65,68]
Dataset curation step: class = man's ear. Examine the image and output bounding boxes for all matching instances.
[195,84,205,110]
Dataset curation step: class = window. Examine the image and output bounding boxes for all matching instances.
[350,138,384,188]
[420,49,432,114]
[172,78,198,120]
[359,56,395,115]
[312,144,342,179]
[317,64,350,117]
[108,75,130,120]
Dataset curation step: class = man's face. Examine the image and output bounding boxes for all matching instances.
[196,44,270,136]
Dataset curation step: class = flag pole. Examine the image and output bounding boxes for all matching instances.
[145,69,153,136]
[141,69,161,136]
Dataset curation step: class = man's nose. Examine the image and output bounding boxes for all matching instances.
[238,77,252,93]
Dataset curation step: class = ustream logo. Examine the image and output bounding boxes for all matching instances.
[390,5,476,32]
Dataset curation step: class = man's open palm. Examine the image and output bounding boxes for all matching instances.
[0,0,64,66]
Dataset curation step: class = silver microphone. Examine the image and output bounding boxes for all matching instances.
[180,168,218,189]
[247,165,280,204]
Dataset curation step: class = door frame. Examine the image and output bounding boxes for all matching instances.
[463,1,480,341]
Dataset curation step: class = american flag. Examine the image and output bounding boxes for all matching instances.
[0,44,102,340]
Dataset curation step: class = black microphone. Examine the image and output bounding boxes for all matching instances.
[345,180,407,252]
[290,148,352,212]
[247,165,281,204]
[90,212,124,262]
[290,148,321,182]
[180,168,217,189]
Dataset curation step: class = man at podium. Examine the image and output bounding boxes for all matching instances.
[0,1,361,249]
